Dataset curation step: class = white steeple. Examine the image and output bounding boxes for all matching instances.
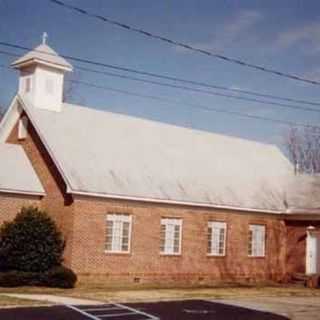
[11,34,73,112]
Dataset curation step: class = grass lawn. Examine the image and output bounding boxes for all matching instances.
[1,283,320,306]
[0,294,49,307]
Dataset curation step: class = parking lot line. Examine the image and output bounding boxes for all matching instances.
[114,303,160,320]
[66,303,160,320]
[98,312,137,318]
[82,307,123,312]
[65,304,100,320]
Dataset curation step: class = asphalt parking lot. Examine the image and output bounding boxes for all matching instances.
[0,300,289,320]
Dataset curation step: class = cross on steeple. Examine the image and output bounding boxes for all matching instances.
[42,32,48,45]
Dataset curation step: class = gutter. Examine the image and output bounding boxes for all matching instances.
[71,189,284,215]
[0,187,45,197]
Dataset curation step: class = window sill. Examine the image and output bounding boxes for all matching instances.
[207,254,226,258]
[104,250,131,256]
[160,253,181,257]
[248,255,265,259]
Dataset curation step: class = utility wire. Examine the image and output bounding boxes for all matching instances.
[72,66,320,114]
[48,0,320,86]
[0,62,318,129]
[68,79,320,130]
[1,45,320,112]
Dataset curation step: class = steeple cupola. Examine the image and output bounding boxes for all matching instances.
[11,33,73,112]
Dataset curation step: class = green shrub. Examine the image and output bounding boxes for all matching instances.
[43,266,77,288]
[0,270,40,287]
[0,207,65,273]
[0,266,77,288]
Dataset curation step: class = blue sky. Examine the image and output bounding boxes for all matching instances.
[1,0,320,146]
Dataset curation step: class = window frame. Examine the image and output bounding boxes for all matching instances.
[18,116,28,140]
[160,218,183,256]
[248,224,266,258]
[207,221,227,257]
[105,214,132,254]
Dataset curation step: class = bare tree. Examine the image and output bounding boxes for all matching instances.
[284,126,320,174]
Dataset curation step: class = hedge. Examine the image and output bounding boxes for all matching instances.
[0,266,77,288]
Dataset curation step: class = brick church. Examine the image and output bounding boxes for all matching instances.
[1,39,320,285]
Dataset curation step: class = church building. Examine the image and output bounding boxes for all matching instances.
[1,38,320,285]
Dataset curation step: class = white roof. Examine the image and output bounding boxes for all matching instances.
[20,95,295,212]
[0,143,45,195]
[286,174,320,211]
[11,44,72,71]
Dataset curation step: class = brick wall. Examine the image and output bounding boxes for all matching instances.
[70,195,287,285]
[0,193,41,225]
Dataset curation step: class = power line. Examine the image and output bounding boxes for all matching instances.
[1,45,320,113]
[73,66,320,114]
[48,0,320,86]
[68,79,320,130]
[0,62,318,129]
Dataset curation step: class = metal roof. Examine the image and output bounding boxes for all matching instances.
[20,95,296,212]
[0,143,45,196]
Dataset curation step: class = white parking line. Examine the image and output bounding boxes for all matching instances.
[82,307,123,312]
[65,304,100,320]
[65,303,159,320]
[114,303,159,320]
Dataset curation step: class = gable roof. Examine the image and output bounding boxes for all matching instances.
[11,44,72,71]
[0,143,45,196]
[17,94,296,213]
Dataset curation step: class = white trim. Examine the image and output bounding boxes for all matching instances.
[17,95,73,192]
[12,59,72,72]
[71,190,284,215]
[0,95,22,142]
[0,187,45,197]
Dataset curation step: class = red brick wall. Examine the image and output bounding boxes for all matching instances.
[70,195,287,285]
[0,193,41,225]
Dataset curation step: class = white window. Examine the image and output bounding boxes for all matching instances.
[45,77,54,95]
[25,77,31,93]
[18,116,28,140]
[160,218,182,255]
[248,224,265,257]
[207,221,227,256]
[105,214,132,253]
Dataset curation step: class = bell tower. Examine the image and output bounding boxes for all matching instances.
[11,33,73,112]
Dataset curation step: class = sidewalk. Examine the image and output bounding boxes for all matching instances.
[1,293,103,306]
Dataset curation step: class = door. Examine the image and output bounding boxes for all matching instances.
[306,228,320,275]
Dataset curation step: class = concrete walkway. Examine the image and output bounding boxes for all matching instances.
[2,293,103,306]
